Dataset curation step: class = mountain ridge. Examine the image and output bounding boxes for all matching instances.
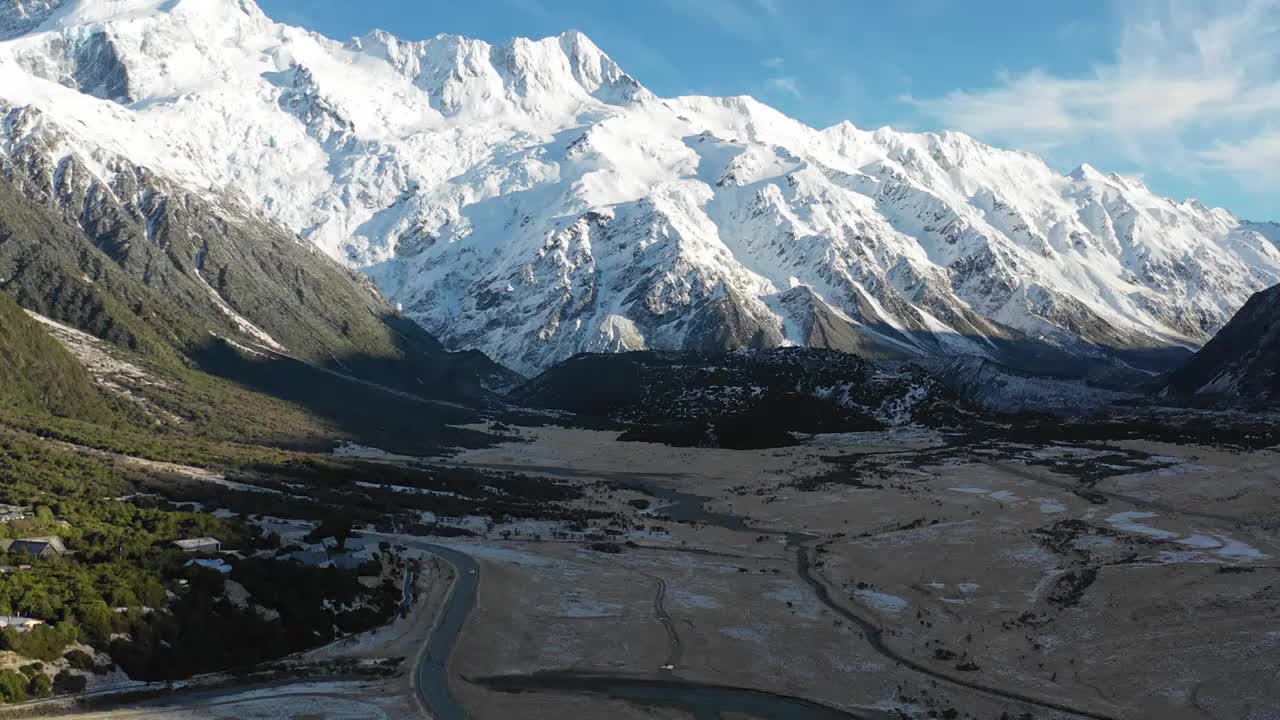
[1163,283,1280,402]
[1,0,1277,375]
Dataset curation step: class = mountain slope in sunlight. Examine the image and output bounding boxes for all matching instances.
[1,0,1277,376]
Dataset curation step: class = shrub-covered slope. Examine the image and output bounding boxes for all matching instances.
[0,291,109,420]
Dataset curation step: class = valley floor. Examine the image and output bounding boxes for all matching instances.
[40,424,1280,719]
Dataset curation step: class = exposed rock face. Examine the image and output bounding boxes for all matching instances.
[0,1,65,41]
[1164,284,1280,402]
[1,1,1277,376]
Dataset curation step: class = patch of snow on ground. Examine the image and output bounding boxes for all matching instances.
[1177,534,1222,549]
[1107,513,1268,561]
[1106,511,1179,540]
[950,487,1020,504]
[196,271,286,352]
[333,442,423,462]
[1214,537,1267,561]
[854,590,908,614]
[667,591,719,610]
[721,625,768,643]
[1038,498,1067,514]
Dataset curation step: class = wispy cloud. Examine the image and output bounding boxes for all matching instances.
[767,76,802,98]
[660,0,766,40]
[902,0,1280,195]
[1202,128,1280,186]
[763,56,785,69]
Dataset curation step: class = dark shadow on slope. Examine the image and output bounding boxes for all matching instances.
[325,312,522,404]
[839,322,1193,390]
[513,348,961,449]
[189,337,494,456]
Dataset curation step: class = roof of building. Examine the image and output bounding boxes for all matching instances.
[185,558,232,574]
[1,536,67,554]
[172,537,222,550]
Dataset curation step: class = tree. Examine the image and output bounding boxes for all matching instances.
[53,670,86,694]
[27,672,51,698]
[17,587,54,620]
[0,671,27,703]
[76,599,114,647]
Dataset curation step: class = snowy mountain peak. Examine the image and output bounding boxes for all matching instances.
[1067,162,1101,181]
[343,26,648,118]
[0,4,1276,375]
[3,0,265,31]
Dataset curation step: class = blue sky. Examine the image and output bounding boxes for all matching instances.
[257,0,1279,220]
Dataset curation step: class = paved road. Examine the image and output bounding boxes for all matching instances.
[407,541,481,720]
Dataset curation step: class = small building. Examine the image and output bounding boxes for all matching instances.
[185,558,232,574]
[0,536,67,559]
[0,616,44,632]
[172,537,222,553]
[0,505,30,523]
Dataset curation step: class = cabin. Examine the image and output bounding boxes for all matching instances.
[172,537,223,553]
[0,536,67,559]
[0,616,44,632]
[185,558,232,574]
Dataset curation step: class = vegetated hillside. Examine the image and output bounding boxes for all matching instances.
[0,290,109,420]
[0,136,515,402]
[1163,283,1280,403]
[513,348,969,448]
[0,152,503,456]
[2,1,1276,375]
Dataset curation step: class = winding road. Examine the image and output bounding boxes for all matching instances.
[406,541,480,720]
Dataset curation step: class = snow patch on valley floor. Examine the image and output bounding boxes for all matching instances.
[1038,498,1068,514]
[1105,511,1268,561]
[949,487,1020,504]
[854,589,908,614]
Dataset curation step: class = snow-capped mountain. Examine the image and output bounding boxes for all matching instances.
[2,0,1278,375]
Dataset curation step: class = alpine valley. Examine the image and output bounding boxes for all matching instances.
[1,0,1278,376]
[0,2,1277,720]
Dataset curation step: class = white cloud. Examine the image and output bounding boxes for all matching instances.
[767,76,802,98]
[903,0,1280,190]
[763,56,785,69]
[661,0,764,40]
[1201,128,1280,182]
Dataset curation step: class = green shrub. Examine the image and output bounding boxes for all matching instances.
[64,649,95,671]
[52,670,86,694]
[27,672,51,698]
[1,625,75,662]
[0,670,28,703]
